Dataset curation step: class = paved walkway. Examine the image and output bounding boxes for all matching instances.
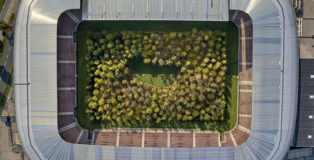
[0,88,28,160]
[0,0,19,21]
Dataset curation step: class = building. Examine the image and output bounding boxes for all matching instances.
[14,0,299,159]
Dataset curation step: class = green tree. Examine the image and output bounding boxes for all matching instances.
[152,57,158,65]
[144,58,151,64]
[158,59,165,66]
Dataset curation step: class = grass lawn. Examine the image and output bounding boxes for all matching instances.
[129,58,179,87]
[219,75,238,131]
[0,70,12,115]
[9,13,15,25]
[76,21,238,131]
[0,0,5,13]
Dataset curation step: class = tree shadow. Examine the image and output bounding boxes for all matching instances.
[214,76,234,132]
[129,58,179,86]
[0,65,9,83]
[128,58,179,75]
[0,92,3,102]
[225,76,233,106]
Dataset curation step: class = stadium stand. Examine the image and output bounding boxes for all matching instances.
[56,7,253,148]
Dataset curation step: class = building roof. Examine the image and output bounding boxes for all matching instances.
[302,0,314,19]
[299,38,314,59]
[288,148,314,160]
[301,19,314,37]
[14,0,299,159]
[83,0,229,21]
[294,59,314,147]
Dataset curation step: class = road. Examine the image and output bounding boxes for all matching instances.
[0,0,17,103]
[0,0,11,20]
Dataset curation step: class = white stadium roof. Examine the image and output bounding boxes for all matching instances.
[14,0,298,159]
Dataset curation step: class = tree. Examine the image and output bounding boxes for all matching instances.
[190,84,196,91]
[175,61,181,67]
[130,78,137,85]
[169,32,177,39]
[154,107,160,113]
[166,60,173,65]
[113,80,120,87]
[158,59,165,66]
[107,42,114,49]
[152,57,158,65]
[176,114,182,120]
[192,28,197,34]
[193,46,201,53]
[185,45,191,52]
[204,113,210,121]
[0,21,11,33]
[98,99,105,105]
[146,108,152,114]
[204,35,209,41]
[181,67,186,73]
[144,58,151,64]
[93,89,100,96]
[84,28,229,127]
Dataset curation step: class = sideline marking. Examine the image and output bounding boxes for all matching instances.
[232,10,238,21]
[239,114,251,118]
[58,60,76,64]
[116,128,120,146]
[218,133,221,147]
[239,89,252,93]
[239,62,252,65]
[238,125,251,134]
[58,112,73,116]
[142,132,145,147]
[167,132,170,148]
[65,11,80,24]
[239,81,252,85]
[76,130,84,143]
[57,35,73,39]
[230,132,237,146]
[240,37,253,40]
[59,122,76,133]
[58,87,76,91]
[193,130,196,147]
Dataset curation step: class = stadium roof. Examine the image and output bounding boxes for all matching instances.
[14,0,299,159]
[82,0,229,21]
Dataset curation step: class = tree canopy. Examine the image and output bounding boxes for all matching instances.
[84,28,228,127]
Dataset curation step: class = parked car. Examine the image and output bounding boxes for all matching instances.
[9,32,14,46]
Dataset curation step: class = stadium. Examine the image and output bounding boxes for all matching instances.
[14,0,298,159]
